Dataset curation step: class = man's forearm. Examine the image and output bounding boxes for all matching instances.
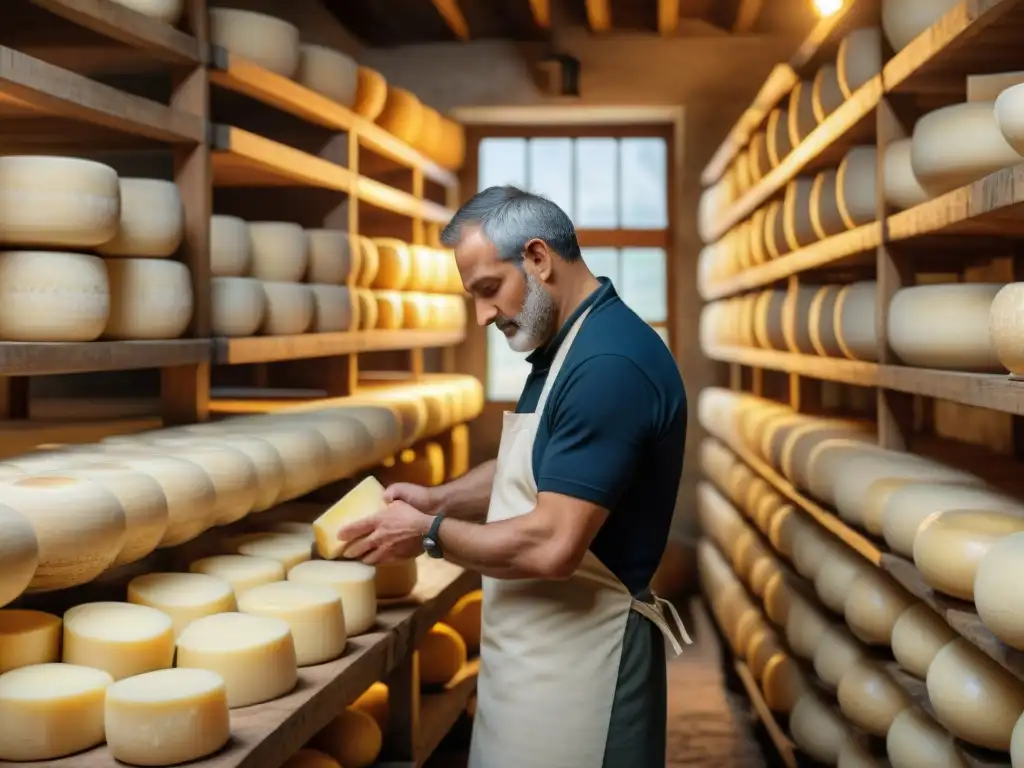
[430,459,496,522]
[435,514,565,580]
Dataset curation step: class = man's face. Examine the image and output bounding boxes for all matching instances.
[455,227,557,352]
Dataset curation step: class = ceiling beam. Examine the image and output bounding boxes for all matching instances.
[732,0,764,33]
[528,0,551,28]
[657,0,680,35]
[429,0,470,40]
[585,0,612,32]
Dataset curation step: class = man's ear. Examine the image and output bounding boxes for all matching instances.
[523,239,553,282]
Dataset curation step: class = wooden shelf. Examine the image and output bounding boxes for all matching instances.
[208,49,457,189]
[734,661,797,768]
[213,330,466,366]
[0,339,210,376]
[416,659,479,765]
[705,345,879,386]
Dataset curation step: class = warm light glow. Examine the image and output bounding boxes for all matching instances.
[813,0,843,16]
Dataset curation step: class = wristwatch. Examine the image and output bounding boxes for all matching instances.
[423,512,446,559]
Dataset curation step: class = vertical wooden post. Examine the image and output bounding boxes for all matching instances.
[379,650,420,763]
[0,377,30,420]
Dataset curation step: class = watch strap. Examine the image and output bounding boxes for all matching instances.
[425,511,446,558]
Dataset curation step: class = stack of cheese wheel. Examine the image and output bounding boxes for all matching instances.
[305,229,353,332]
[210,215,263,336]
[418,621,468,687]
[249,221,314,335]
[369,237,465,332]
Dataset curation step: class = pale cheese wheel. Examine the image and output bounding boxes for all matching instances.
[104,668,229,767]
[212,276,265,336]
[836,145,877,229]
[260,281,314,335]
[973,531,1024,649]
[375,559,418,599]
[882,0,960,51]
[883,137,930,210]
[763,572,793,625]
[886,708,968,768]
[127,572,237,638]
[782,176,816,251]
[990,281,1024,375]
[245,425,330,500]
[353,67,387,121]
[102,258,193,340]
[374,289,404,329]
[209,8,300,77]
[927,638,1024,750]
[176,612,297,707]
[0,251,109,341]
[314,707,383,768]
[813,625,866,690]
[107,0,183,23]
[307,229,351,284]
[914,509,1024,600]
[296,44,357,106]
[183,434,284,511]
[210,215,250,277]
[786,597,830,660]
[288,560,377,636]
[144,441,258,525]
[890,602,956,679]
[837,27,882,98]
[0,610,60,672]
[844,570,914,646]
[190,554,284,594]
[811,169,845,239]
[235,532,312,571]
[813,63,845,122]
[761,652,806,712]
[835,280,879,362]
[249,222,308,282]
[0,663,113,760]
[97,178,184,258]
[310,284,353,332]
[837,662,911,736]
[419,622,467,686]
[749,556,778,597]
[0,156,119,247]
[804,438,889,506]
[372,238,412,289]
[62,602,174,680]
[790,692,851,764]
[837,738,886,768]
[814,544,872,613]
[237,580,346,666]
[376,87,423,145]
[0,505,38,608]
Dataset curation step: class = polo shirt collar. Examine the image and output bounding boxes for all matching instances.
[527,276,615,368]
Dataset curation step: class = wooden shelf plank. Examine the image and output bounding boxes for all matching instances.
[0,339,210,376]
[704,222,881,299]
[28,0,202,66]
[208,49,457,189]
[416,659,479,765]
[704,345,880,386]
[734,661,798,768]
[213,330,466,365]
[0,45,203,142]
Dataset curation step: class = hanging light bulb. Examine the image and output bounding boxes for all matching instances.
[813,0,844,16]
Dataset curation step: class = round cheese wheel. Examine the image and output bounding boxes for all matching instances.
[307,283,351,333]
[234,532,312,571]
[814,547,872,613]
[761,652,806,712]
[811,169,845,239]
[882,0,960,51]
[0,662,113,760]
[63,601,174,680]
[749,556,778,597]
[104,667,229,767]
[989,281,1024,376]
[0,250,109,341]
[834,280,879,362]
[146,442,258,525]
[244,426,330,500]
[836,145,877,229]
[97,178,184,258]
[763,572,793,626]
[745,628,779,680]
[372,238,412,289]
[306,229,351,284]
[436,117,466,171]
[176,612,298,708]
[374,290,404,329]
[786,597,830,660]
[352,682,388,731]
[768,506,798,558]
[353,67,387,121]
[844,570,914,645]
[266,521,315,542]
[973,531,1024,649]
[837,27,882,98]
[837,737,886,768]
[914,509,1024,600]
[237,580,346,666]
[837,661,912,736]
[0,504,38,608]
[805,438,889,506]
[375,559,418,599]
[249,222,308,282]
[927,637,1024,750]
[813,625,866,690]
[0,609,61,672]
[107,0,183,23]
[103,257,193,340]
[127,572,236,638]
[376,87,423,145]
[416,106,444,158]
[782,177,815,251]
[208,8,300,77]
[211,276,265,336]
[296,44,357,106]
[288,560,377,636]
[314,707,383,768]
[260,281,314,335]
[0,156,119,247]
[189,555,284,594]
[419,622,467,686]
[210,214,249,277]
[791,516,840,579]
[890,602,956,679]
[790,692,851,764]
[813,63,845,122]
[883,137,930,210]
[192,434,285,511]
[886,707,968,768]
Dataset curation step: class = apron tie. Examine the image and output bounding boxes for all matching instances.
[630,595,693,655]
[655,596,693,648]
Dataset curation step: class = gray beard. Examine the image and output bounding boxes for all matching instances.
[496,273,556,353]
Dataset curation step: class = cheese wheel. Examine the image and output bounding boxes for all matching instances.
[356,236,379,287]
[882,0,959,51]
[374,289,404,329]
[844,570,914,645]
[296,44,357,106]
[143,441,258,525]
[127,572,236,638]
[836,145,877,229]
[745,628,779,680]
[416,106,444,158]
[0,610,61,672]
[212,276,265,336]
[314,707,383,768]
[973,531,1024,649]
[355,287,378,329]
[189,554,284,595]
[0,504,38,608]
[813,625,866,690]
[0,250,109,341]
[376,87,423,145]
[761,652,806,712]
[284,749,341,768]
[813,63,845,122]
[834,280,879,362]
[191,434,285,511]
[234,532,312,571]
[249,222,308,282]
[837,738,884,768]
[288,560,377,636]
[210,214,249,277]
[372,238,412,289]
[260,281,314,335]
[98,178,184,258]
[103,257,193,339]
[375,559,418,599]
[886,708,968,768]
[106,0,184,23]
[306,229,351,284]
[786,597,830,660]
[237,580,346,666]
[0,662,113,760]
[267,521,316,542]
[814,547,871,613]
[352,682,388,731]
[444,589,482,653]
[353,67,387,121]
[308,285,351,334]
[63,602,174,680]
[927,638,1024,750]
[837,661,911,736]
[763,572,793,626]
[890,602,956,679]
[104,668,229,767]
[419,622,467,686]
[314,475,386,559]
[176,612,297,707]
[837,27,882,98]
[790,692,851,764]
[883,137,930,210]
[436,117,466,171]
[209,8,300,77]
[399,292,429,329]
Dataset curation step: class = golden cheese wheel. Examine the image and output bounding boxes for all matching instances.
[353,67,387,121]
[448,423,470,478]
[837,661,912,737]
[886,708,968,768]
[748,556,778,597]
[356,236,379,288]
[375,87,423,146]
[790,692,851,764]
[733,609,763,656]
[355,289,378,330]
[314,707,382,768]
[444,589,481,654]
[414,106,444,158]
[813,625,866,690]
[402,292,431,329]
[351,682,388,731]
[406,245,435,291]
[373,290,403,330]
[786,596,830,660]
[418,622,467,687]
[763,571,793,626]
[768,505,798,558]
[890,603,956,679]
[436,117,466,171]
[761,652,806,713]
[371,238,411,290]
[745,628,779,680]
[730,529,762,583]
[844,570,914,646]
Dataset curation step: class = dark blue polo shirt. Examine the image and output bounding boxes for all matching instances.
[515,277,687,594]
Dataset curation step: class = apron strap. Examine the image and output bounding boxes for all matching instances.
[630,595,693,656]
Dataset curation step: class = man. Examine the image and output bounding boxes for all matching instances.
[337,185,689,768]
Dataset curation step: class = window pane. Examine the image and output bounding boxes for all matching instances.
[574,138,618,228]
[528,138,573,217]
[620,247,667,323]
[620,138,668,229]
[487,325,531,401]
[479,138,527,189]
[583,247,619,283]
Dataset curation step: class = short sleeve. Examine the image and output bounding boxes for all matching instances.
[536,355,658,509]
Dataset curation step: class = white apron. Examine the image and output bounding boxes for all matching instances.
[468,307,692,768]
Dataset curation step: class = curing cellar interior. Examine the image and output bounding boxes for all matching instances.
[5,0,1024,766]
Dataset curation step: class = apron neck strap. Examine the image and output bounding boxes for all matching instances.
[534,305,593,416]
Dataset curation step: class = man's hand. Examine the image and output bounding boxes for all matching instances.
[384,482,440,513]
[337,500,434,565]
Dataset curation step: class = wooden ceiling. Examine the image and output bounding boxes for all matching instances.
[326,0,818,46]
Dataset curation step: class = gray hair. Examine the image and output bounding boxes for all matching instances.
[440,185,582,263]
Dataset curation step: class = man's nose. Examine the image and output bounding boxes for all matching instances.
[475,301,497,327]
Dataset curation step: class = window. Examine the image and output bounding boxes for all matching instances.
[476,130,671,402]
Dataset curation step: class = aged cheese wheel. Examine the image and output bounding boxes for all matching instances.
[353,67,388,121]
[189,555,284,594]
[104,668,229,767]
[63,601,175,680]
[210,214,250,277]
[0,610,60,672]
[107,0,183,23]
[973,532,1024,649]
[376,87,423,145]
[209,8,300,77]
[883,137,930,210]
[837,738,886,768]
[838,661,911,736]
[176,612,297,707]
[764,201,786,257]
[237,580,345,666]
[192,434,285,511]
[306,229,351,284]
[914,509,1024,600]
[808,284,844,357]
[785,596,830,659]
[988,281,1024,376]
[127,572,236,638]
[815,547,872,613]
[288,560,377,636]
[0,663,113,760]
[103,258,193,340]
[890,602,956,679]
[98,178,183,258]
[784,284,818,354]
[882,0,960,51]
[249,222,308,282]
[844,570,914,646]
[887,708,968,768]
[211,276,265,337]
[811,169,845,238]
[311,284,352,332]
[836,146,877,229]
[813,63,845,122]
[296,44,357,106]
[927,638,1024,750]
[790,692,851,764]
[804,438,890,506]
[761,652,806,712]
[912,102,1023,196]
[749,556,778,596]
[745,627,779,679]
[355,288,378,329]
[813,625,866,690]
[260,282,314,335]
[837,27,882,98]
[790,516,837,578]
[416,106,444,158]
[835,280,879,362]
[314,707,383,768]
[782,176,816,251]
[352,682,388,731]
[435,117,466,171]
[419,622,467,686]
[374,290,404,329]
[232,532,312,571]
[375,559,418,599]
[0,505,38,608]
[0,251,109,341]
[0,156,119,247]
[372,238,412,289]
[788,80,817,147]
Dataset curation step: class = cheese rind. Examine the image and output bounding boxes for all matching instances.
[97,178,184,258]
[314,707,383,768]
[444,589,482,653]
[127,572,237,638]
[234,533,313,571]
[288,560,377,635]
[237,580,346,666]
[189,554,285,595]
[376,559,418,599]
[104,668,230,767]
[0,504,38,608]
[0,609,61,672]
[62,601,175,680]
[314,476,386,559]
[419,622,467,686]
